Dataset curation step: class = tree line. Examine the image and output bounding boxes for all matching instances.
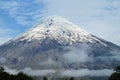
[0,67,33,80]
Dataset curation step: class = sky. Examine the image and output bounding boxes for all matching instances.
[0,0,120,45]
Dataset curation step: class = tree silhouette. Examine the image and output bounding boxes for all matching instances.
[0,67,4,73]
[0,67,11,80]
[109,66,120,80]
[0,67,33,80]
[16,72,33,80]
[69,77,74,80]
[114,66,120,73]
[43,76,48,80]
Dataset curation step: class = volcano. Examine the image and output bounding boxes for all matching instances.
[0,16,120,71]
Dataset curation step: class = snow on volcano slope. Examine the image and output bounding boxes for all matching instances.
[13,16,107,46]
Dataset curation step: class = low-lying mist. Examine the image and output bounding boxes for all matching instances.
[4,66,113,77]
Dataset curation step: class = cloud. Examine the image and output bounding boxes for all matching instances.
[4,66,19,75]
[0,18,14,44]
[61,69,113,77]
[23,69,113,77]
[63,44,92,63]
[111,55,120,61]
[22,68,55,76]
[0,28,12,35]
[0,57,6,63]
[3,66,113,77]
[0,1,18,10]
[40,58,57,66]
[0,0,45,27]
[0,28,13,45]
[110,51,120,61]
[62,43,120,64]
[4,66,56,76]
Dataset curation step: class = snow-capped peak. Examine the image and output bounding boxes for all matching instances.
[39,15,88,32]
[14,16,107,46]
